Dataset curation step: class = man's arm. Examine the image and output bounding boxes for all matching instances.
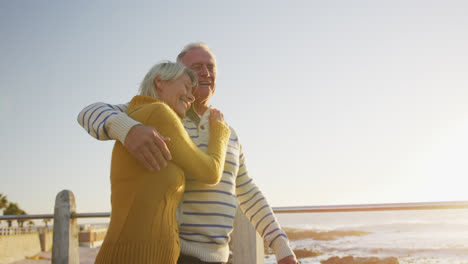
[77,102,171,171]
[77,102,135,142]
[235,146,297,264]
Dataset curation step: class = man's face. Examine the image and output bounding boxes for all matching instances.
[181,48,217,103]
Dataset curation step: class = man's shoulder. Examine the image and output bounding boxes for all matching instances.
[227,124,238,136]
[203,108,240,136]
[223,121,241,143]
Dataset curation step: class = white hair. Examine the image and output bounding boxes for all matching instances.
[139,61,197,98]
[176,42,216,64]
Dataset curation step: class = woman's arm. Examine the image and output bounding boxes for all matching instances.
[131,103,230,184]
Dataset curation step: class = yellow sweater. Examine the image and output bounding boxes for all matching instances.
[95,95,230,264]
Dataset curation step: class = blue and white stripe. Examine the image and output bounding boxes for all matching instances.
[77,102,129,140]
[77,102,293,261]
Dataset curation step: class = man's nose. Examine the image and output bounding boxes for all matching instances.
[200,65,210,77]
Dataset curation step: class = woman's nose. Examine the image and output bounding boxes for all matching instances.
[187,91,195,103]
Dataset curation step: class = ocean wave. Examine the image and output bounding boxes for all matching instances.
[284,227,371,241]
[277,210,468,263]
[285,221,468,235]
[351,222,468,234]
[293,241,468,258]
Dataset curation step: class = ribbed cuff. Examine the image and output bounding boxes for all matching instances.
[107,112,141,144]
[271,236,296,262]
[209,121,230,140]
[179,238,230,262]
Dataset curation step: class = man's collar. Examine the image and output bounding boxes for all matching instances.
[186,105,201,126]
[186,104,214,126]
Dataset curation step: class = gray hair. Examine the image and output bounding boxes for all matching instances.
[176,42,216,64]
[139,61,197,98]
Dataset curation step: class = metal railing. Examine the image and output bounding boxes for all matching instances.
[273,200,468,213]
[3,200,467,222]
[1,190,468,264]
[0,226,52,235]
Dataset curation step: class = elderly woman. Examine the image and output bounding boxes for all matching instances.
[95,62,230,264]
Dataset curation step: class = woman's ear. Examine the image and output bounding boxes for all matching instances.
[153,74,162,91]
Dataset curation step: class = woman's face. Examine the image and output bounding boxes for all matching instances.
[156,73,195,117]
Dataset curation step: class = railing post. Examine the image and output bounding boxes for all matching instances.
[52,190,79,264]
[231,208,264,264]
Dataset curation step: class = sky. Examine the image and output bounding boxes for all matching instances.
[1,1,467,220]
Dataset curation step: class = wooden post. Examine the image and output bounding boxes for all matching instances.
[231,208,264,264]
[52,190,79,264]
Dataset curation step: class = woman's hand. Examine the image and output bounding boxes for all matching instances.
[209,108,224,123]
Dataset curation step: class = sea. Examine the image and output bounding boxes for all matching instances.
[266,209,468,264]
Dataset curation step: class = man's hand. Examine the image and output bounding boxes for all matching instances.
[124,124,171,171]
[278,255,299,264]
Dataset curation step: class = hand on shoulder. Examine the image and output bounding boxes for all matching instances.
[209,108,224,123]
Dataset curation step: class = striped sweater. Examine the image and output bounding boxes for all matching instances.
[77,102,295,262]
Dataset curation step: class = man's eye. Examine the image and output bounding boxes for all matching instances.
[192,66,202,71]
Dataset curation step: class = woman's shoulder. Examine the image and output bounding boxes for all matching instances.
[127,95,179,123]
[142,101,173,113]
[128,95,172,113]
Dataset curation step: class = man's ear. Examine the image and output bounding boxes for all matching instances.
[153,74,162,91]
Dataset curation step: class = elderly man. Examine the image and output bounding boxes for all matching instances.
[77,42,297,264]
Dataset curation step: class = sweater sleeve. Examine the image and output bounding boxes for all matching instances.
[76,102,140,143]
[132,103,231,185]
[235,145,296,261]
